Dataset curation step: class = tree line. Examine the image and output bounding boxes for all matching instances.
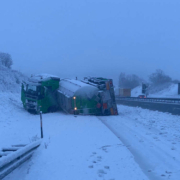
[119,69,177,89]
[0,52,13,68]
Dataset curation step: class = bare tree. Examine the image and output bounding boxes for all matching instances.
[149,69,172,85]
[119,73,142,89]
[0,52,13,68]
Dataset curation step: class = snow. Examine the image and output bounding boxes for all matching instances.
[0,65,27,93]
[27,74,60,84]
[59,79,99,98]
[101,105,180,180]
[148,84,179,98]
[31,74,60,80]
[1,71,180,179]
[131,84,180,98]
[131,86,142,97]
[0,140,41,169]
[1,92,148,180]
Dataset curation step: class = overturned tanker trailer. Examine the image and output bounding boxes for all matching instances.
[57,77,118,115]
[21,74,118,115]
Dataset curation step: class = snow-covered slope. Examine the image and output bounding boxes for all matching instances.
[131,84,180,98]
[0,65,27,93]
[148,83,179,98]
[131,86,142,97]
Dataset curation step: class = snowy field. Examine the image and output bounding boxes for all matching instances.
[0,92,180,180]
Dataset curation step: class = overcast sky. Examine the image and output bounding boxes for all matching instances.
[0,0,179,85]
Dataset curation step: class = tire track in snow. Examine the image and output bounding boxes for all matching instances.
[98,117,180,180]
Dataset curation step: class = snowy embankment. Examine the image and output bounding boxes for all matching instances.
[1,92,148,180]
[101,105,180,180]
[0,65,27,93]
[131,84,180,98]
[148,84,179,98]
[131,86,142,97]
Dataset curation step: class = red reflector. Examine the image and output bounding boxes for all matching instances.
[103,103,107,109]
[97,103,101,108]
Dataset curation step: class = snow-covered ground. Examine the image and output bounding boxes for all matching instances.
[101,105,180,180]
[131,84,180,98]
[1,92,148,180]
[1,92,180,180]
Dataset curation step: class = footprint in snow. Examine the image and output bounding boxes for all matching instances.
[104,166,110,169]
[88,165,93,168]
[102,148,108,153]
[97,156,102,161]
[165,171,172,174]
[98,169,107,174]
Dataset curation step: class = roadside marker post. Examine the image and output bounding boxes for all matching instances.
[40,111,43,138]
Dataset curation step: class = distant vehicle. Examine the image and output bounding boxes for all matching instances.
[138,95,146,98]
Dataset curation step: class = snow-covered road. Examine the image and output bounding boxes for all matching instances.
[1,93,180,180]
[1,93,147,180]
[100,105,180,180]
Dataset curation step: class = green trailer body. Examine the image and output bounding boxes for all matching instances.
[57,78,118,115]
[21,74,60,113]
[83,77,118,115]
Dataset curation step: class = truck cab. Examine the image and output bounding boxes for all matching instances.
[21,74,60,113]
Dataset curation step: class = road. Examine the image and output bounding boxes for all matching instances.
[1,93,148,180]
[100,105,180,180]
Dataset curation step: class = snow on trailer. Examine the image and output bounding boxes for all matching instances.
[58,78,100,115]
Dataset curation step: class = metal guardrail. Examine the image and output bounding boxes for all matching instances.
[116,96,180,104]
[115,96,180,115]
[0,140,41,179]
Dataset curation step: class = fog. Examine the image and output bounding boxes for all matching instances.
[0,0,180,85]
